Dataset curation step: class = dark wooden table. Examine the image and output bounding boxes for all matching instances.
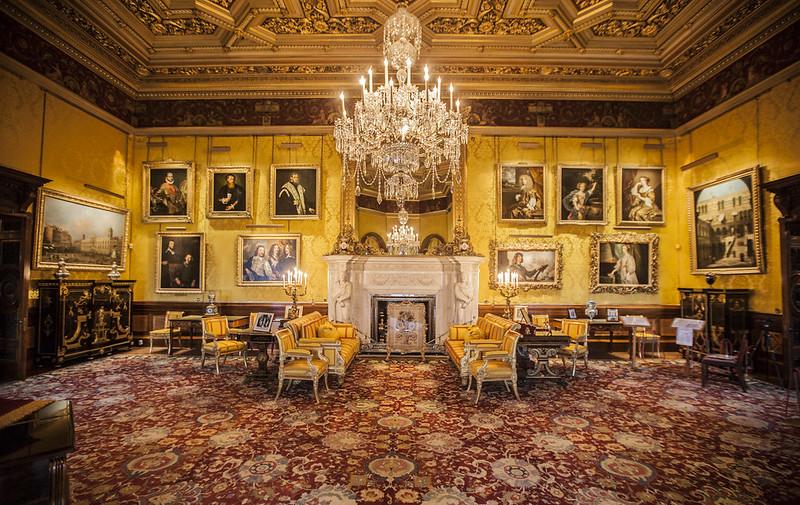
[516,326,572,380]
[0,400,74,505]
[558,318,625,353]
[167,315,249,355]
[233,331,278,383]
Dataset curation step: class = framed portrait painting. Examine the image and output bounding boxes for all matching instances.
[143,160,194,223]
[688,166,764,274]
[617,166,665,226]
[207,167,253,218]
[270,164,320,220]
[252,312,275,333]
[237,234,301,286]
[156,232,205,293]
[590,232,659,294]
[34,189,130,271]
[489,239,563,290]
[558,165,606,225]
[498,163,546,223]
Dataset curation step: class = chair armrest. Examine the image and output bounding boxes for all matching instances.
[481,350,509,359]
[332,322,355,339]
[449,325,470,341]
[286,349,311,358]
[299,337,340,346]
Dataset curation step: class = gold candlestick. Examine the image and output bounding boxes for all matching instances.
[495,269,530,319]
[282,268,308,320]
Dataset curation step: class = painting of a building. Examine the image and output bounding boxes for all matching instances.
[694,178,755,269]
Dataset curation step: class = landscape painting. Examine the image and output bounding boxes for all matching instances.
[34,189,130,271]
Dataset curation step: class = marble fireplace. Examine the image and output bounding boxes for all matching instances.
[322,255,483,346]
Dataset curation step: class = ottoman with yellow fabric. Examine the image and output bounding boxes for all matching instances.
[285,311,360,384]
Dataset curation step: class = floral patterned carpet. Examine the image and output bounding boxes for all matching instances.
[1,354,799,505]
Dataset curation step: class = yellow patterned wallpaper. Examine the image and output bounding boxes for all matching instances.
[1,63,795,314]
[466,135,680,307]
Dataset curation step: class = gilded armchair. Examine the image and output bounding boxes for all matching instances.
[147,311,183,353]
[466,330,522,405]
[275,328,329,403]
[558,319,589,377]
[200,316,248,374]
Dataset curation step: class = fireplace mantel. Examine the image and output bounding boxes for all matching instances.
[322,255,483,345]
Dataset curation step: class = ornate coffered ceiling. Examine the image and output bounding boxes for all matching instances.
[1,0,797,101]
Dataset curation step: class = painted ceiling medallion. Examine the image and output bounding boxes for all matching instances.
[428,0,546,35]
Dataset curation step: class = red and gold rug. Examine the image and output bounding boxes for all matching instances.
[0,355,797,504]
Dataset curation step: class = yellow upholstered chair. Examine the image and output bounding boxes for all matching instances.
[446,313,518,385]
[530,314,551,334]
[274,328,329,403]
[633,321,661,358]
[466,330,521,405]
[558,319,589,377]
[285,312,359,384]
[147,311,184,353]
[200,316,248,374]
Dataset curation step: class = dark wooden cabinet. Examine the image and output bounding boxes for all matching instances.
[37,280,135,365]
[679,288,751,355]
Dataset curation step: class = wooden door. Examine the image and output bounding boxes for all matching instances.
[0,214,28,380]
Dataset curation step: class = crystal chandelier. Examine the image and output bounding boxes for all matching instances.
[387,204,419,256]
[333,4,469,205]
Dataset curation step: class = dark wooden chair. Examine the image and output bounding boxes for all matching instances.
[701,333,752,392]
[787,367,800,416]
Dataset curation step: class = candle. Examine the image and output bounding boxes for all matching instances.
[360,76,366,98]
[497,273,502,284]
[449,84,453,110]
[437,77,441,99]
[339,92,346,119]
[424,65,429,92]
[368,67,373,92]
[406,58,411,83]
[384,58,388,86]
[456,99,460,114]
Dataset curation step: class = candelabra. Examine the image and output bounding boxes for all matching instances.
[282,268,308,320]
[495,270,530,320]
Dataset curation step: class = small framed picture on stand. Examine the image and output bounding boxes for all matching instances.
[567,308,577,319]
[607,308,619,321]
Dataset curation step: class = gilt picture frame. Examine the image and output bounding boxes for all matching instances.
[237,234,301,286]
[270,164,320,220]
[558,164,607,225]
[617,166,665,226]
[688,166,764,275]
[206,166,253,219]
[497,163,546,224]
[156,232,205,294]
[590,232,659,294]
[489,239,563,290]
[143,160,194,223]
[34,189,130,271]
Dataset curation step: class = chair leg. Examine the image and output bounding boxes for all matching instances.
[571,355,578,377]
[313,378,320,404]
[275,378,283,401]
[583,352,589,369]
[324,373,329,391]
[466,374,472,392]
[511,380,520,401]
[738,365,748,392]
[215,355,220,375]
[200,349,205,368]
[242,348,248,369]
[504,381,511,392]
[149,336,153,353]
[474,380,482,406]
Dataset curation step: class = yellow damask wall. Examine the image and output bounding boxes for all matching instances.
[1,62,795,313]
[675,78,800,315]
[465,135,679,307]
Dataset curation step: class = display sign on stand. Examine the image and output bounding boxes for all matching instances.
[671,318,706,375]
[621,316,651,369]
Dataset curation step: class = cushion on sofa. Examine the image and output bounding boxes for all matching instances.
[466,325,486,342]
[317,321,338,340]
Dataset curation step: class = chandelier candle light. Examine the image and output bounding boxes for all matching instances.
[282,268,308,320]
[334,4,469,205]
[387,203,419,255]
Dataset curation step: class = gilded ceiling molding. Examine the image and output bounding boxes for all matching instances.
[261,0,380,34]
[591,0,691,37]
[208,0,233,8]
[118,0,219,36]
[428,0,546,35]
[665,0,771,73]
[39,0,143,73]
[574,0,604,9]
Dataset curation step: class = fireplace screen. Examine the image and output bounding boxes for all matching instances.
[371,295,435,353]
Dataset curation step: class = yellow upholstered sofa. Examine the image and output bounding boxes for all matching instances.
[285,311,360,384]
[446,313,519,385]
